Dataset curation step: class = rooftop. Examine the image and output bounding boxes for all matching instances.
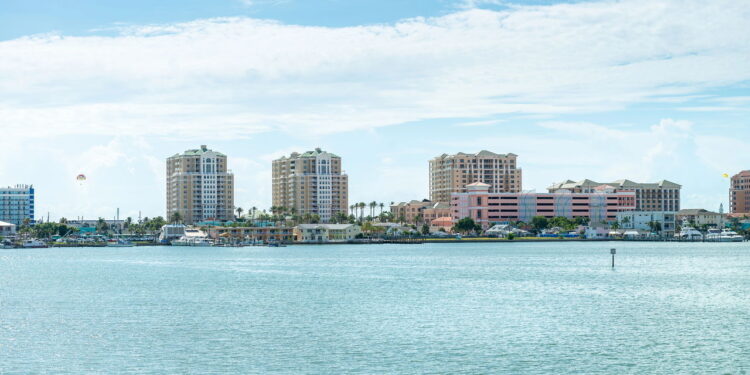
[172,145,226,157]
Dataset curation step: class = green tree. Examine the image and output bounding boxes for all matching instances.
[235,207,244,221]
[169,211,182,224]
[453,217,477,234]
[421,223,430,235]
[531,216,549,232]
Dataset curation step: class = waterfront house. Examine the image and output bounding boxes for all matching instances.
[294,224,361,243]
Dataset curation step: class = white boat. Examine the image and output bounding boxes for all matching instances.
[107,239,135,247]
[171,236,213,247]
[22,239,47,248]
[706,228,744,242]
[676,224,703,241]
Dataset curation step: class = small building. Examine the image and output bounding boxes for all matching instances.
[390,200,451,224]
[675,209,725,228]
[207,226,294,243]
[295,224,361,243]
[615,211,676,237]
[159,224,187,242]
[0,221,17,236]
[430,217,454,233]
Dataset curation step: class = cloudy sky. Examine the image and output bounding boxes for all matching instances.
[1,0,749,221]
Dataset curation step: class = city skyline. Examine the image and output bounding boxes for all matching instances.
[2,0,750,221]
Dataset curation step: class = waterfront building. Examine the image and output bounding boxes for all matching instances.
[207,226,294,244]
[390,200,451,225]
[452,182,635,229]
[0,221,17,236]
[430,217,454,233]
[429,150,522,203]
[294,224,361,243]
[548,179,681,212]
[272,148,348,223]
[676,209,725,228]
[0,184,34,227]
[730,170,750,214]
[166,145,234,225]
[615,211,676,237]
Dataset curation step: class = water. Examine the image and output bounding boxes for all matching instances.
[2,242,749,374]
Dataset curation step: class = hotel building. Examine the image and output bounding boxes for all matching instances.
[429,151,522,203]
[452,182,635,229]
[272,148,348,223]
[166,145,234,224]
[0,184,34,226]
[548,179,681,212]
[730,170,750,214]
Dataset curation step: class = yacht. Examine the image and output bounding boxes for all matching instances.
[22,239,47,248]
[707,228,744,242]
[171,236,213,247]
[676,225,703,241]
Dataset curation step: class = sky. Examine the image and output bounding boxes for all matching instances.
[1,0,749,221]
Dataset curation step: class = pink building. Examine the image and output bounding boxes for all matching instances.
[451,182,636,228]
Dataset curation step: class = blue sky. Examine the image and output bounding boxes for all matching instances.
[1,0,749,221]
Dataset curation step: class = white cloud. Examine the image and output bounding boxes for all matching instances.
[1,0,748,140]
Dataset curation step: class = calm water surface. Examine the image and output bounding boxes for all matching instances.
[2,242,749,374]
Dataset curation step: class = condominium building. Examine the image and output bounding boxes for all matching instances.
[166,145,234,224]
[429,150,522,203]
[390,200,451,224]
[730,170,750,214]
[452,182,635,229]
[548,179,681,212]
[272,148,348,223]
[0,184,34,226]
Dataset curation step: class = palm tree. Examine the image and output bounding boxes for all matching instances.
[379,202,385,216]
[169,211,182,224]
[236,207,244,220]
[359,202,366,221]
[251,206,257,220]
[369,201,377,218]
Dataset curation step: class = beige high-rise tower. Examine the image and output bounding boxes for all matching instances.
[272,148,348,223]
[166,145,234,224]
[429,151,522,203]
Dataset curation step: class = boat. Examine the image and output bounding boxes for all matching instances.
[21,239,47,248]
[106,239,135,247]
[676,221,703,241]
[171,236,213,247]
[266,239,286,247]
[706,228,744,242]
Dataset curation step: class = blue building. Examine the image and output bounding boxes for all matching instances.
[0,184,35,226]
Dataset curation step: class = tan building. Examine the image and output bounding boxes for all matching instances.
[730,170,750,214]
[206,226,294,244]
[548,179,681,212]
[676,209,725,228]
[390,200,451,224]
[429,151,522,203]
[166,145,234,224]
[272,148,348,223]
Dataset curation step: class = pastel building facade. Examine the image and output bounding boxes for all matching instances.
[429,150,522,203]
[0,184,34,226]
[548,179,681,212]
[294,224,361,243]
[452,182,635,229]
[730,170,750,214]
[272,148,348,223]
[166,145,234,224]
[390,200,451,224]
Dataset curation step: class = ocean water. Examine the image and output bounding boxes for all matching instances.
[1,242,749,374]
